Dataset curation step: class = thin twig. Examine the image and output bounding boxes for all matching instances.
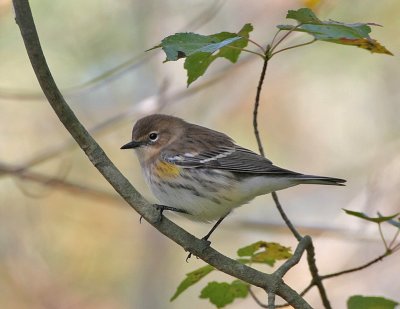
[271,39,317,57]
[388,228,400,249]
[226,45,266,60]
[269,29,282,50]
[275,236,311,277]
[306,242,332,309]
[269,24,303,54]
[252,47,270,156]
[249,288,268,308]
[378,223,389,251]
[392,243,400,251]
[248,38,266,53]
[272,192,302,241]
[278,247,398,307]
[321,251,390,280]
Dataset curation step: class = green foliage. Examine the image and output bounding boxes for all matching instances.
[151,24,253,85]
[170,264,215,301]
[343,209,399,223]
[171,240,292,305]
[150,8,392,87]
[347,295,399,309]
[200,280,249,308]
[237,241,292,266]
[278,8,393,55]
[154,33,241,62]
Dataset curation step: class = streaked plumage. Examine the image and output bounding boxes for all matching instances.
[121,114,345,222]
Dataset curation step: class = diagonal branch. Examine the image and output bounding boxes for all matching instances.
[12,0,311,307]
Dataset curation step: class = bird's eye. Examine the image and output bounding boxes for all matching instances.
[149,132,159,141]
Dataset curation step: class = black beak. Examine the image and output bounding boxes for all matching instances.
[120,140,143,149]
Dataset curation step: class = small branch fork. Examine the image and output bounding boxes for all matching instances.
[12,0,312,308]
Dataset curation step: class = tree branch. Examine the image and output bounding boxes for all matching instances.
[12,0,312,307]
[275,236,311,278]
[252,47,270,156]
[320,251,391,280]
[252,33,332,309]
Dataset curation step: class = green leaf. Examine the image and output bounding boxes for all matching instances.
[155,33,240,62]
[184,52,216,86]
[343,209,400,223]
[286,7,321,24]
[278,8,393,55]
[237,241,292,266]
[216,23,254,63]
[200,280,249,308]
[347,295,399,309]
[150,24,253,86]
[170,265,215,301]
[378,212,400,229]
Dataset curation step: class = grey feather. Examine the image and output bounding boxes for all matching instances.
[162,145,345,185]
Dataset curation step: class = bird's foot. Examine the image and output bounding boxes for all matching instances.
[186,238,211,262]
[140,204,188,223]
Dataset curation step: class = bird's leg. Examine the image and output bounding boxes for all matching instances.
[186,212,230,261]
[202,213,230,241]
[140,204,188,223]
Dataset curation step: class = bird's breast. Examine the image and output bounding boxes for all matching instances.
[152,160,181,178]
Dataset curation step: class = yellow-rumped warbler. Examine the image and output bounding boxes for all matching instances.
[121,114,345,233]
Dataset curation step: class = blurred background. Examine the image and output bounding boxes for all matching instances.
[1,0,399,308]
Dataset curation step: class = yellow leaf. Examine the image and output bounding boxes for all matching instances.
[338,38,393,55]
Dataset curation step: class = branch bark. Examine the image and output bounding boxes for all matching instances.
[12,0,311,307]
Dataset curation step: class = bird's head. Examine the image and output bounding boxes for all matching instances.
[121,114,185,162]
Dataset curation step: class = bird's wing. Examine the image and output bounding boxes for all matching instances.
[161,145,300,175]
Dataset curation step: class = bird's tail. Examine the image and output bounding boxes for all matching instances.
[295,174,346,186]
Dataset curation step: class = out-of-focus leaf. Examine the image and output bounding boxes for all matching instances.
[170,265,215,301]
[237,241,292,266]
[237,241,267,257]
[347,295,399,309]
[378,212,400,229]
[200,280,249,308]
[277,8,393,55]
[156,33,241,62]
[149,24,253,86]
[343,209,399,223]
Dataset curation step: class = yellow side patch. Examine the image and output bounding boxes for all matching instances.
[154,161,181,178]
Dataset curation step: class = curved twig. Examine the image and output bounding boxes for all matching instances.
[252,31,332,309]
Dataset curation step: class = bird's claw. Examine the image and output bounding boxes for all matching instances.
[185,238,211,262]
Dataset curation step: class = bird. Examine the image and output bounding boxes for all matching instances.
[121,114,345,240]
